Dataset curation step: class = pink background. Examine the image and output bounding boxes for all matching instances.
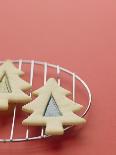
[0,0,116,155]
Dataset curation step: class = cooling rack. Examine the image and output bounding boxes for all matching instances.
[0,60,92,142]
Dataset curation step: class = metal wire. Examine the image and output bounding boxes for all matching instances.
[26,60,35,140]
[41,62,48,138]
[10,60,23,141]
[0,60,92,142]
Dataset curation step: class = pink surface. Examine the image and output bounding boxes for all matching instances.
[0,0,116,155]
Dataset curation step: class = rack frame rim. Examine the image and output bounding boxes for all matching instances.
[0,59,92,142]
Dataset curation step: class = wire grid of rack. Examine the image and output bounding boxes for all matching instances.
[0,60,92,142]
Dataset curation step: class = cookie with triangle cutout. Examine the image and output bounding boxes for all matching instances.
[0,60,32,111]
[22,78,86,136]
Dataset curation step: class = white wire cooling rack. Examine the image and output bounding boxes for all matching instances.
[0,60,92,142]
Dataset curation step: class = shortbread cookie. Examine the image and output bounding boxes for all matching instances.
[0,60,32,110]
[22,78,86,136]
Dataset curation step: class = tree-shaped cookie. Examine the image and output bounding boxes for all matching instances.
[22,78,86,135]
[0,60,32,110]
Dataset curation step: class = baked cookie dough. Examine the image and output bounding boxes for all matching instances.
[22,78,86,136]
[0,60,32,110]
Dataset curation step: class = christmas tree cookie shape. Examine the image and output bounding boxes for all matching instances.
[0,60,32,110]
[22,78,86,136]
